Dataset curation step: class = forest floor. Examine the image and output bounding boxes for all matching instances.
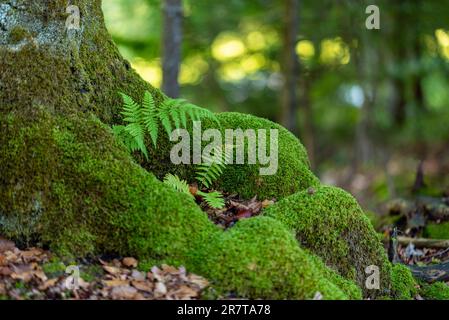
[0,194,274,300]
[0,236,210,300]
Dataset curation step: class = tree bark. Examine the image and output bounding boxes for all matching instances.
[280,0,299,135]
[162,0,183,98]
[0,0,161,124]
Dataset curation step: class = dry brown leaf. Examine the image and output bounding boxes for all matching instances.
[131,281,153,293]
[172,285,199,299]
[102,265,121,275]
[122,257,138,268]
[188,274,209,289]
[0,238,15,253]
[110,285,138,300]
[262,199,275,208]
[0,283,5,295]
[103,279,130,287]
[38,278,58,291]
[154,281,167,298]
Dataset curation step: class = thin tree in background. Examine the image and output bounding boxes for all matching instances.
[280,0,300,135]
[162,0,183,98]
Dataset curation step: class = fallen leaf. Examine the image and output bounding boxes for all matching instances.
[103,279,130,287]
[110,285,138,300]
[154,282,167,298]
[122,257,138,268]
[131,281,153,293]
[235,209,253,220]
[0,238,15,253]
[103,265,121,275]
[172,285,199,299]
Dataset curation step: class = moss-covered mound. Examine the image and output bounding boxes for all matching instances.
[191,217,361,299]
[390,264,418,300]
[142,112,320,200]
[420,282,449,300]
[0,110,217,262]
[0,109,359,299]
[264,185,392,297]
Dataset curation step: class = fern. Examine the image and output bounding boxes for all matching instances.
[141,91,158,148]
[163,174,193,198]
[112,125,146,156]
[196,145,233,188]
[197,191,225,209]
[116,91,220,160]
[116,93,149,159]
[158,99,174,136]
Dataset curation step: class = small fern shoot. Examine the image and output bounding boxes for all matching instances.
[197,191,225,209]
[163,174,193,198]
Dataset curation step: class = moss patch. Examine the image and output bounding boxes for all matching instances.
[264,185,392,298]
[0,110,217,264]
[390,264,417,300]
[420,282,449,300]
[424,222,449,239]
[191,216,360,300]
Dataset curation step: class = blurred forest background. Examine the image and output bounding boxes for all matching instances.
[102,0,449,213]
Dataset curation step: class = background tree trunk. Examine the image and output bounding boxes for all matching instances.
[162,0,183,98]
[280,0,299,135]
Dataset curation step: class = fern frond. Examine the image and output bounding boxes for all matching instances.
[120,92,142,124]
[158,100,173,136]
[118,92,149,159]
[142,91,158,148]
[112,125,148,159]
[197,191,225,209]
[163,174,193,198]
[184,103,219,125]
[195,146,229,188]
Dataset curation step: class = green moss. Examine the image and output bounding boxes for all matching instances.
[42,258,66,277]
[142,112,320,200]
[424,222,449,239]
[191,216,360,300]
[0,110,217,264]
[264,185,392,298]
[9,27,31,44]
[420,282,449,300]
[390,264,417,300]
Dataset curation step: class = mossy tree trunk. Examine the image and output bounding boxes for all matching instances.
[0,0,161,124]
[0,0,212,257]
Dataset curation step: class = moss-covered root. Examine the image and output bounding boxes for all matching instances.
[143,112,320,200]
[264,185,392,298]
[424,222,449,239]
[390,264,418,300]
[0,110,218,263]
[190,217,362,300]
[215,113,320,199]
[420,282,449,300]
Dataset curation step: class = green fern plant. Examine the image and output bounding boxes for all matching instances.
[196,145,233,188]
[163,174,193,198]
[113,91,219,157]
[197,190,225,209]
[163,173,225,209]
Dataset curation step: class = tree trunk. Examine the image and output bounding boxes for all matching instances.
[0,0,161,124]
[162,0,183,98]
[0,0,209,259]
[280,0,299,135]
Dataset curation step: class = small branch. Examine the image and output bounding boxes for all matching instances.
[398,236,449,249]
